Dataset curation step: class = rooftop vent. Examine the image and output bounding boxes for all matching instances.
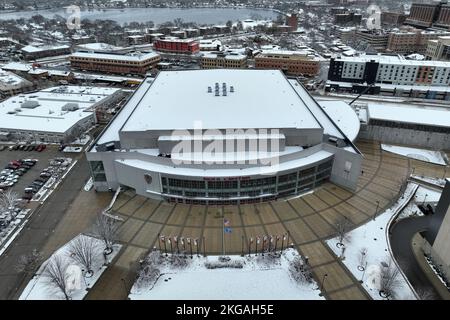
[61,102,79,111]
[21,100,40,109]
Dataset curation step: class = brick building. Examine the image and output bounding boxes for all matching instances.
[255,50,321,77]
[70,51,161,75]
[153,37,200,54]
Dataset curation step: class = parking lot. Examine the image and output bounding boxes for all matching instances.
[0,144,65,197]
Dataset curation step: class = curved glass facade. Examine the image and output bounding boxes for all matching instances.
[160,159,333,205]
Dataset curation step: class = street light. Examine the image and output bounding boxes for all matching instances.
[373,200,380,221]
[319,273,328,296]
[121,278,128,298]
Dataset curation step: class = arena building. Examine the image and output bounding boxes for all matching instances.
[87,70,362,204]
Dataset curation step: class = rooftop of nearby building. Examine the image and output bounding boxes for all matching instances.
[21,44,70,53]
[368,102,450,128]
[333,53,450,67]
[0,86,119,133]
[0,69,32,91]
[70,51,160,62]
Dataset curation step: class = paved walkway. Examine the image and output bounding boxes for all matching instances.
[84,140,450,300]
[9,139,449,300]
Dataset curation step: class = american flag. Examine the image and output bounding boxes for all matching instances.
[224,218,231,226]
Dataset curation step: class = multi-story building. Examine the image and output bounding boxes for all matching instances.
[255,50,322,77]
[153,37,200,54]
[434,3,450,29]
[387,29,450,54]
[286,13,298,32]
[69,51,161,75]
[426,36,450,60]
[327,54,450,97]
[21,44,71,60]
[405,2,441,29]
[0,69,33,97]
[86,69,362,204]
[381,12,407,26]
[334,12,362,25]
[355,30,390,52]
[201,52,247,69]
[424,179,450,281]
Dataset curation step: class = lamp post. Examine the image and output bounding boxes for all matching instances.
[319,273,328,296]
[422,194,428,205]
[121,278,128,297]
[360,261,368,283]
[373,200,380,221]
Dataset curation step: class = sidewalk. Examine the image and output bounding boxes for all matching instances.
[411,233,450,300]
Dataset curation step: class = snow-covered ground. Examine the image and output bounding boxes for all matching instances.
[84,177,93,192]
[20,234,121,300]
[129,249,323,300]
[326,183,419,300]
[381,144,447,166]
[63,146,83,153]
[411,175,447,188]
[414,186,442,203]
[69,135,90,146]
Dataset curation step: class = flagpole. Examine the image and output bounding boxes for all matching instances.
[222,217,225,256]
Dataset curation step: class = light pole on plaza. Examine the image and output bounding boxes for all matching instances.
[319,273,328,297]
[373,200,380,221]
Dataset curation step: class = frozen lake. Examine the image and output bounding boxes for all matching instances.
[0,7,278,25]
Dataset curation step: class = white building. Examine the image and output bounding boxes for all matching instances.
[0,86,122,143]
[87,70,362,205]
[0,69,33,97]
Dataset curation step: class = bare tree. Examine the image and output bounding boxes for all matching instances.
[335,216,352,247]
[0,189,19,212]
[379,258,401,299]
[358,247,368,271]
[94,213,120,255]
[289,255,313,284]
[134,250,162,290]
[15,249,43,274]
[68,236,100,277]
[43,255,71,300]
[416,287,437,300]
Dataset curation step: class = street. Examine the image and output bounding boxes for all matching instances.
[0,154,89,299]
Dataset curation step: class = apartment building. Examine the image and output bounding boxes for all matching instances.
[426,36,450,60]
[70,51,161,75]
[153,37,200,54]
[255,50,321,77]
[201,52,247,69]
[387,29,450,54]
